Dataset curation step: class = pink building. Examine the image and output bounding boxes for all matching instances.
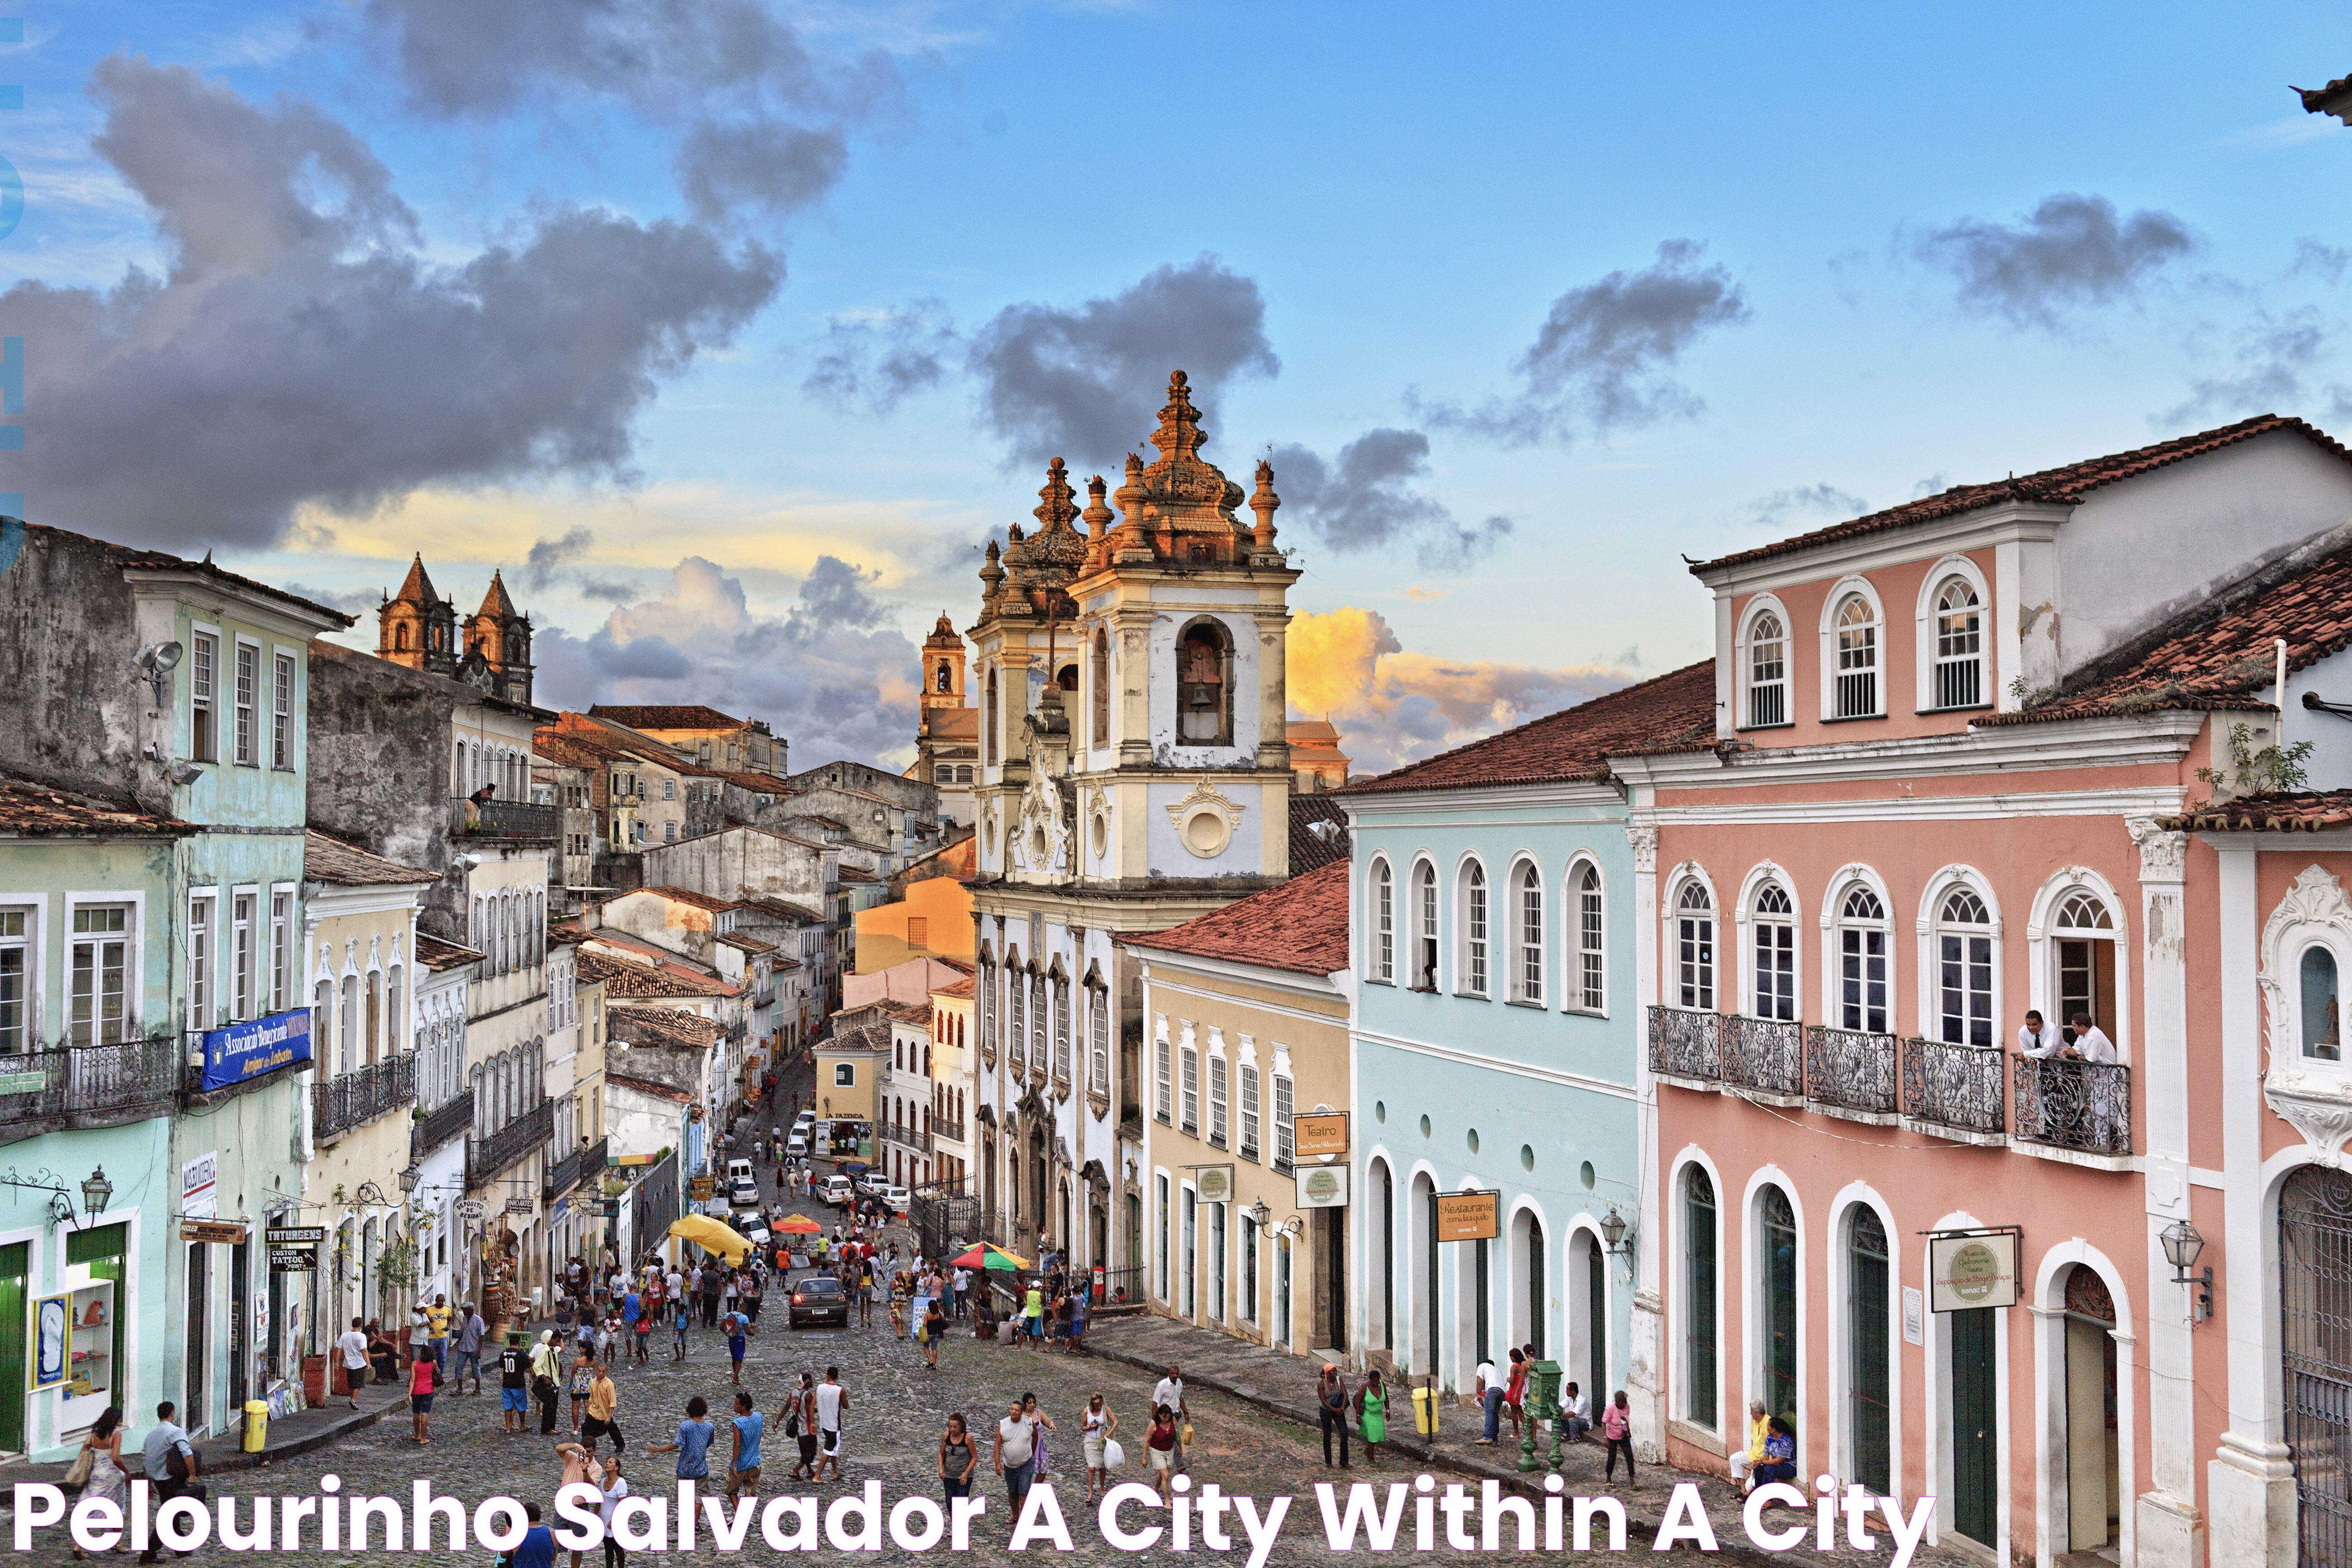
[1610,415,2352,1568]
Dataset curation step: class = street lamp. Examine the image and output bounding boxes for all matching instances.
[1599,1206,1629,1253]
[80,1166,112,1219]
[1246,1197,1272,1230]
[398,1164,421,1196]
[2160,1219,2213,1322]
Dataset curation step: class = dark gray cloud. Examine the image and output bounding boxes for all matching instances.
[1743,482,1866,527]
[803,299,958,416]
[521,526,595,591]
[2157,308,2342,427]
[1271,428,1512,569]
[1419,240,1751,445]
[1913,193,2193,328]
[277,581,385,616]
[358,0,897,224]
[1911,472,1953,499]
[966,255,1280,467]
[533,555,920,767]
[0,58,780,553]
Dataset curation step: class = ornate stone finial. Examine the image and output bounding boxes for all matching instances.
[1249,457,1281,551]
[1082,474,1113,541]
[1149,371,1206,468]
[1033,457,1079,534]
[980,538,1004,601]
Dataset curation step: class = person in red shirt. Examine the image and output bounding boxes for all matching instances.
[410,1348,437,1445]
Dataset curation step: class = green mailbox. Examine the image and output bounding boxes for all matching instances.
[1521,1358,1562,1473]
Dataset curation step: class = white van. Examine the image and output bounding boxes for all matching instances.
[727,1157,755,1186]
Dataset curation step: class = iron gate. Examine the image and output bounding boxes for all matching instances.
[911,1191,981,1263]
[2284,1165,2352,1568]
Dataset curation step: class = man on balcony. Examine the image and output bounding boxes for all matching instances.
[2017,1008,2063,1059]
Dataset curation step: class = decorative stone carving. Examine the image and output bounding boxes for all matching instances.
[1627,821,1658,873]
[2258,864,2352,1155]
[1166,780,1245,859]
[2127,816,2189,883]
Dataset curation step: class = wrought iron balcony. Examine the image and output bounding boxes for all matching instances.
[885,1121,934,1154]
[0,1034,180,1143]
[312,1053,417,1140]
[412,1088,473,1161]
[2014,1057,2131,1156]
[1647,1005,1722,1082]
[1803,1025,1900,1120]
[1901,1037,2006,1141]
[468,1097,555,1189]
[450,796,560,842]
[932,1119,966,1144]
[546,1136,608,1199]
[1720,1015,1803,1101]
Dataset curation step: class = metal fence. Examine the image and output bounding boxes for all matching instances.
[910,1190,983,1262]
[0,1034,180,1142]
[1803,1025,1900,1117]
[413,1088,473,1162]
[313,1054,417,1139]
[1720,1015,1803,1098]
[468,1097,554,1189]
[2013,1058,2131,1155]
[1901,1038,2005,1136]
[450,796,560,841]
[1647,1006,1721,1080]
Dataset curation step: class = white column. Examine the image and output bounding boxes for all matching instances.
[2207,841,2295,1568]
[2129,818,2205,1568]
[1627,812,1667,1460]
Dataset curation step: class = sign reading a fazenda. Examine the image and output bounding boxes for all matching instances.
[199,1008,312,1093]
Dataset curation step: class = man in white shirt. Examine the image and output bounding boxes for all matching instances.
[812,1366,846,1483]
[336,1316,371,1409]
[1474,1358,1502,1444]
[2067,1014,2117,1064]
[953,1267,971,1320]
[2018,1009,2063,1059]
[993,1396,1038,1511]
[1152,1364,1187,1471]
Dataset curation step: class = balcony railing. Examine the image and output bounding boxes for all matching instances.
[1803,1025,1900,1119]
[1720,1015,1803,1100]
[0,1035,180,1143]
[1901,1037,2005,1139]
[2014,1057,2132,1156]
[546,1136,608,1199]
[885,1122,935,1154]
[1647,1006,1722,1081]
[413,1088,473,1161]
[933,1119,966,1144]
[313,1053,417,1140]
[451,796,560,842]
[468,1097,555,1189]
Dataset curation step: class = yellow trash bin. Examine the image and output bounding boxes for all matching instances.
[243,1401,268,1453]
[1412,1384,1438,1437]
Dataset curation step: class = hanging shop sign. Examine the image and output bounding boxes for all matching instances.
[1295,1165,1350,1210]
[455,1198,487,1220]
[505,1197,535,1216]
[1293,1113,1349,1159]
[29,1293,68,1392]
[267,1226,323,1272]
[180,1220,248,1245]
[197,1007,312,1093]
[1434,1191,1500,1243]
[1193,1165,1235,1205]
[1929,1229,2020,1311]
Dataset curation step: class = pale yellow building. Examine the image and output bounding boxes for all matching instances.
[1125,858,1351,1348]
[853,847,974,972]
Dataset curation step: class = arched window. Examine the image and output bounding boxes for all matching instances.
[1932,579,1984,710]
[984,668,999,766]
[1461,862,1489,997]
[1088,980,1109,1094]
[1370,860,1395,983]
[1006,950,1024,1063]
[313,978,334,1072]
[936,661,953,694]
[1412,862,1439,990]
[1053,971,1071,1082]
[955,765,973,783]
[1176,621,1232,745]
[1746,610,1787,728]
[1091,626,1110,747]
[1837,885,1889,1033]
[1761,1185,1798,1420]
[365,969,383,1064]
[1675,882,1714,1010]
[339,973,359,1076]
[1683,1167,1717,1425]
[2052,890,2117,1039]
[1574,863,1606,1013]
[978,951,996,1060]
[1833,594,1880,719]
[1029,969,1047,1074]
[1847,1206,1891,1493]
[1936,887,1994,1046]
[1752,883,1795,1021]
[1513,863,1543,1005]
[395,624,410,651]
[2303,946,2342,1062]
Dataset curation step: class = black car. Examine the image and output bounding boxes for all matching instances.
[788,1274,849,1329]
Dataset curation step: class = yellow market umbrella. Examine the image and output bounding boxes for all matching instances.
[670,1213,753,1263]
[777,1213,823,1234]
[949,1243,1028,1271]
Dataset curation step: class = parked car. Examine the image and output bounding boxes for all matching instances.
[856,1171,891,1198]
[785,1133,808,1158]
[794,1108,816,1128]
[788,1275,849,1328]
[726,1157,756,1186]
[823,1174,854,1206]
[883,1185,910,1215]
[729,1176,761,1206]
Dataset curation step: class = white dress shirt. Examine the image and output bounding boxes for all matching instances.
[2071,1025,2118,1064]
[2018,1022,2064,1058]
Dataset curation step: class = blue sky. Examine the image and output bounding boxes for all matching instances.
[4,1,2348,768]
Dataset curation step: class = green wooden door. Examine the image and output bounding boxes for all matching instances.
[1763,1188,1798,1420]
[0,1242,26,1452]
[1848,1210,1892,1495]
[1951,1307,1999,1546]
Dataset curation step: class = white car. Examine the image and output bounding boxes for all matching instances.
[823,1174,855,1205]
[726,1157,756,1186]
[883,1185,911,1214]
[729,1176,760,1206]
[785,1133,808,1158]
[794,1108,816,1128]
[856,1171,890,1198]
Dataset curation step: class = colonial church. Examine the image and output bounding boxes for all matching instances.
[378,554,537,706]
[970,370,1302,1277]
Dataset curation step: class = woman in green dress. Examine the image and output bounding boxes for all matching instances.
[1354,1368,1388,1465]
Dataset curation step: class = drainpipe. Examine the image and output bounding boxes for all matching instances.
[2278,637,2291,748]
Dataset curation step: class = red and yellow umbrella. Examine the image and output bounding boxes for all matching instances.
[949,1243,1029,1271]
[777,1213,824,1235]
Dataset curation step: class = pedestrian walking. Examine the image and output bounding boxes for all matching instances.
[1317,1365,1351,1468]
[596,1457,630,1568]
[649,1395,715,1488]
[1081,1394,1118,1502]
[812,1366,846,1482]
[427,1293,453,1375]
[671,1298,691,1361]
[455,1303,487,1394]
[1151,1365,1188,1472]
[1354,1369,1388,1466]
[534,1330,563,1434]
[785,1373,817,1481]
[582,1361,624,1452]
[568,1346,595,1431]
[994,1396,1038,1515]
[135,1401,199,1566]
[921,1295,947,1369]
[408,1302,431,1370]
[66,1407,128,1561]
[409,1344,437,1444]
[336,1316,370,1410]
[1144,1404,1178,1503]
[940,1413,978,1503]
[721,1306,752,1384]
[725,1391,764,1501]
[1474,1354,1502,1445]
[953,1266,969,1320]
[1602,1390,1636,1483]
[1504,1347,1528,1442]
[498,1333,532,1435]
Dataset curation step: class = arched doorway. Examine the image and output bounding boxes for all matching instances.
[1758,1186,1798,1421]
[2060,1264,2119,1553]
[1846,1207,1891,1496]
[1409,1171,1436,1377]
[2283,1165,2352,1566]
[1510,1208,1546,1357]
[1571,1226,1608,1413]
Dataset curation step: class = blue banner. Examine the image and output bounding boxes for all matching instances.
[200,1008,312,1092]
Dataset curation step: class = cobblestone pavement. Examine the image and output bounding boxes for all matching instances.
[12,1153,1956,1567]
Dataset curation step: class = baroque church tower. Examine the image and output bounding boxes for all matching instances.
[377,558,535,705]
[967,370,1300,1273]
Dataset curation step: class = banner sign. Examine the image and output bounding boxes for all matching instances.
[1193,1165,1235,1204]
[1930,1230,2020,1311]
[505,1197,535,1216]
[181,1220,248,1245]
[1293,1113,1349,1159]
[1295,1165,1350,1210]
[455,1198,487,1220]
[180,1152,218,1219]
[198,1007,312,1093]
[267,1226,322,1273]
[1434,1191,1500,1242]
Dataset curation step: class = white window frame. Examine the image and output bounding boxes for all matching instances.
[1509,855,1544,1006]
[189,626,220,764]
[230,886,258,1022]
[68,896,140,1048]
[1920,869,2000,1047]
[2024,870,2133,1066]
[1207,1032,1228,1149]
[1154,1014,1172,1123]
[1568,855,1608,1015]
[1087,977,1109,1096]
[1457,855,1490,998]
[269,886,294,1012]
[0,901,36,1053]
[1178,1023,1199,1135]
[1913,555,1993,715]
[232,636,261,766]
[1411,857,1440,992]
[1368,857,1395,984]
[1239,1053,1261,1162]
[1670,869,1717,1013]
[1818,575,1885,722]
[1822,867,1893,1035]
[1739,595,1792,729]
[271,648,296,769]
[188,889,219,1032]
[1271,1061,1296,1171]
[1737,864,1799,1024]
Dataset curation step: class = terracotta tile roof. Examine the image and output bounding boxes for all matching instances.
[930,977,976,1001]
[93,529,356,627]
[588,705,748,730]
[1288,795,1351,871]
[838,866,880,883]
[606,1069,694,1103]
[414,933,483,972]
[1339,660,1717,796]
[631,886,741,913]
[577,947,735,998]
[881,1000,932,1024]
[533,731,622,770]
[540,717,724,777]
[2158,791,2352,833]
[0,773,195,839]
[739,895,825,924]
[716,932,777,955]
[720,772,788,792]
[1978,528,2352,727]
[1693,415,2352,575]
[607,1004,721,1049]
[304,829,438,886]
[1122,859,1351,976]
